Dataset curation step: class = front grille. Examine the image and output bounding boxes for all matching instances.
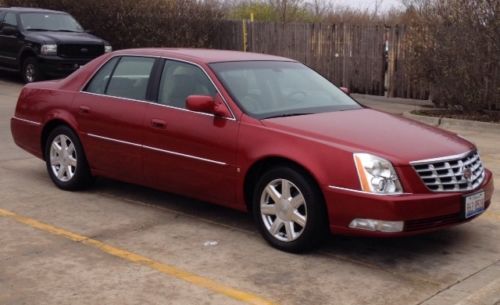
[412,151,485,192]
[58,44,104,59]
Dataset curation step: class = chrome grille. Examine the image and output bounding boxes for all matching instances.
[412,151,485,192]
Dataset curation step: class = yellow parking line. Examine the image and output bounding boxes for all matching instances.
[484,211,500,221]
[0,208,277,305]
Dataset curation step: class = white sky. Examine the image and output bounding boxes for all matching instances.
[334,0,404,12]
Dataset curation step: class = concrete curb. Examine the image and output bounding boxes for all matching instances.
[403,111,500,133]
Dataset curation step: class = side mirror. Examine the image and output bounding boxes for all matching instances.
[340,87,350,95]
[186,95,230,118]
[2,26,18,36]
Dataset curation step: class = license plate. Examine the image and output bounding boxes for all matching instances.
[464,191,485,219]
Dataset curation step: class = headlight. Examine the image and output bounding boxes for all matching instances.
[40,44,57,55]
[104,45,112,53]
[353,153,403,194]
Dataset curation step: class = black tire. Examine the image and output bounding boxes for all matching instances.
[22,57,43,83]
[253,166,328,253]
[44,125,93,190]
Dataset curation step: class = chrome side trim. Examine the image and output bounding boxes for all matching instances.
[12,116,42,126]
[410,150,475,165]
[328,185,412,196]
[81,91,234,121]
[143,145,227,166]
[78,54,237,121]
[87,133,227,166]
[87,133,142,147]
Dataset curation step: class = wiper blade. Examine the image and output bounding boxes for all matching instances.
[26,28,49,31]
[263,113,313,119]
[54,29,81,32]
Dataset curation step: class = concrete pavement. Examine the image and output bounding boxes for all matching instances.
[1,73,499,305]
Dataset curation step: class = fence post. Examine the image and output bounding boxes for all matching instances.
[242,20,247,52]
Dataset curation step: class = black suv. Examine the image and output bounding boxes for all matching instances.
[0,7,111,83]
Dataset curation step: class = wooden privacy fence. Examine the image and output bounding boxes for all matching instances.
[214,21,429,100]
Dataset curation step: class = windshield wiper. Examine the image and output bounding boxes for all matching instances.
[263,112,313,119]
[26,28,50,31]
[54,29,81,32]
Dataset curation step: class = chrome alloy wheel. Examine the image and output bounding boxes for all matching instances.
[25,63,36,83]
[49,135,77,182]
[260,179,307,242]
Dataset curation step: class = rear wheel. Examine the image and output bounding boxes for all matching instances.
[45,125,93,190]
[253,166,328,253]
[22,57,43,83]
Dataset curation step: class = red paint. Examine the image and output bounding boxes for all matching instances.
[10,48,494,236]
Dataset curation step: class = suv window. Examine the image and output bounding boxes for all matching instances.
[3,12,18,27]
[158,60,216,109]
[85,57,119,94]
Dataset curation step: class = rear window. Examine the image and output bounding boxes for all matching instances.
[84,56,155,101]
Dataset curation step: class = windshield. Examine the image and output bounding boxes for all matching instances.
[20,13,83,32]
[210,61,361,119]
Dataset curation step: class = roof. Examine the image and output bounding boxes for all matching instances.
[1,7,66,14]
[113,48,296,64]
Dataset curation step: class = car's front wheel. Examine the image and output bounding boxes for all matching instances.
[253,166,328,253]
[45,125,93,190]
[22,57,43,83]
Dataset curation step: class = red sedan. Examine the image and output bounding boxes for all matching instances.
[11,48,494,252]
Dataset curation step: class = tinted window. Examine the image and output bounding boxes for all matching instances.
[158,60,216,109]
[106,57,155,100]
[20,13,82,32]
[4,12,17,27]
[85,57,119,94]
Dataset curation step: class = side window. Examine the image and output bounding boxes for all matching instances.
[158,60,217,109]
[106,57,155,100]
[4,12,18,27]
[85,57,119,94]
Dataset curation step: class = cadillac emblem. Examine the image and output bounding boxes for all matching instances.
[462,166,473,182]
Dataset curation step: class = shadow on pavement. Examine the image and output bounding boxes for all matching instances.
[90,176,470,269]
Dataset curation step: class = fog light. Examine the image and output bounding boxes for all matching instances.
[349,219,404,232]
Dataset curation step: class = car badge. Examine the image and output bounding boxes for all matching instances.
[80,48,88,53]
[462,166,473,182]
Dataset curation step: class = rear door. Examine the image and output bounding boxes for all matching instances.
[74,56,158,184]
[142,59,239,207]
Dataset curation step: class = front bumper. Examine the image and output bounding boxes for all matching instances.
[324,169,494,236]
[38,56,93,78]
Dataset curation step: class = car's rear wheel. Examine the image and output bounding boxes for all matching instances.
[22,57,43,83]
[253,166,328,253]
[45,125,93,190]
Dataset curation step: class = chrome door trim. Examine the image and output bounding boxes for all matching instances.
[87,133,142,147]
[143,145,227,166]
[87,133,227,166]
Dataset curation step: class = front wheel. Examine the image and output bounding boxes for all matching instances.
[22,57,43,83]
[253,166,328,253]
[45,125,93,190]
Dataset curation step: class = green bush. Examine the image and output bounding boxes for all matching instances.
[4,0,226,50]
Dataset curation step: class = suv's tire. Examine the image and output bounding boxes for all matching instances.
[45,125,93,190]
[22,57,43,83]
[253,166,328,253]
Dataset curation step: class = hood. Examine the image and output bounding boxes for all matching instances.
[24,31,106,45]
[261,109,474,165]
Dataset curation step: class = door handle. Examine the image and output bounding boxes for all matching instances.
[79,106,90,114]
[151,119,166,129]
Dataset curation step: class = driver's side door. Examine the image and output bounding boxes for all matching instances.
[142,59,239,207]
